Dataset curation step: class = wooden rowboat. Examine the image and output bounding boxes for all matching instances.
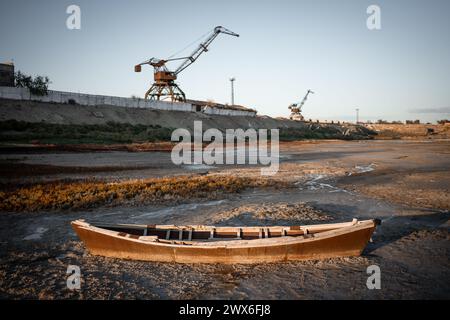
[72,218,380,264]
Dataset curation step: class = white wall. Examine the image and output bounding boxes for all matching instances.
[203,105,256,117]
[0,87,194,112]
[0,86,256,116]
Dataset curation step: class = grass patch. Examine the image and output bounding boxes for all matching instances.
[0,120,376,145]
[279,125,376,141]
[0,175,281,212]
[0,120,174,144]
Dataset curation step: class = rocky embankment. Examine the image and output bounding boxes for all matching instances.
[0,98,375,144]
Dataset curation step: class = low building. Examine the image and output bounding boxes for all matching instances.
[0,62,14,87]
[186,99,257,117]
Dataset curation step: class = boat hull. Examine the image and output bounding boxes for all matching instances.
[72,220,377,264]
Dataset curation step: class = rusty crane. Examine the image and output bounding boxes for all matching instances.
[134,26,239,102]
[288,89,314,121]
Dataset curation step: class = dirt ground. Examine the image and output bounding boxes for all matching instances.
[0,139,449,299]
[366,123,450,140]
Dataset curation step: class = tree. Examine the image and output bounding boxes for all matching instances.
[14,71,51,96]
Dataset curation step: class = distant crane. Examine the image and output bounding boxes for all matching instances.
[134,26,239,102]
[288,89,314,121]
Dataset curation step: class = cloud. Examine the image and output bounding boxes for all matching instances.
[410,107,450,114]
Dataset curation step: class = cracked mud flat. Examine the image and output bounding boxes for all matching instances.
[209,202,332,225]
[0,139,449,299]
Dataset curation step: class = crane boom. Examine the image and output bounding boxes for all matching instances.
[297,89,314,112]
[174,26,239,75]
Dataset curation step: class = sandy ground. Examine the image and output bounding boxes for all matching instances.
[0,139,449,299]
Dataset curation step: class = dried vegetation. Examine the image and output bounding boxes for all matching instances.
[0,175,283,212]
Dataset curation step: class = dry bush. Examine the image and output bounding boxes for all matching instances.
[0,175,279,212]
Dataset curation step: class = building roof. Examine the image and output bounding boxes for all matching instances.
[185,99,256,113]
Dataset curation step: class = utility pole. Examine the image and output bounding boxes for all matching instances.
[230,77,235,105]
[356,108,359,124]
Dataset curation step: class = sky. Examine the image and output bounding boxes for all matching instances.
[1,0,449,123]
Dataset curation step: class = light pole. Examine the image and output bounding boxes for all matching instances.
[229,77,235,105]
[356,108,359,124]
